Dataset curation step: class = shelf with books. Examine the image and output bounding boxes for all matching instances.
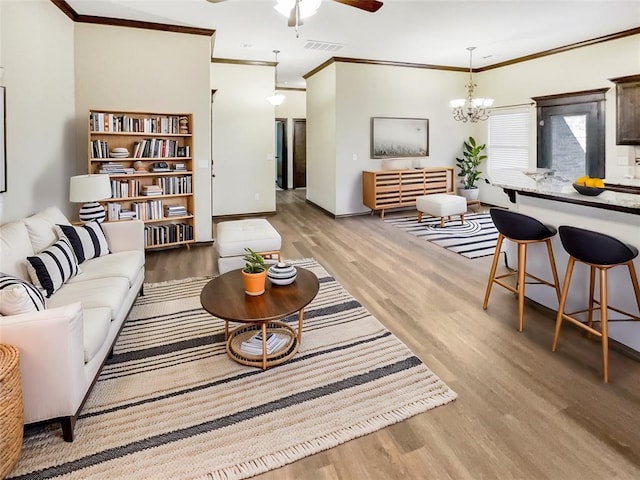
[89,110,195,249]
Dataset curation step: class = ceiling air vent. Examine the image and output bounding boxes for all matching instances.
[303,40,345,53]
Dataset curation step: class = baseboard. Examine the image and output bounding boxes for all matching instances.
[304,199,370,219]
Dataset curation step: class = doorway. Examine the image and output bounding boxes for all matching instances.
[293,119,307,188]
[275,118,288,190]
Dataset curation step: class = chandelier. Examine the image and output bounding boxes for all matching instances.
[450,47,494,122]
[266,50,286,106]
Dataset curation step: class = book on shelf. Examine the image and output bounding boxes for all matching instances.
[119,209,137,220]
[165,205,187,217]
[99,163,127,175]
[142,185,163,196]
[240,332,288,356]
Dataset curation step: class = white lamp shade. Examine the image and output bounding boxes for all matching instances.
[266,92,286,106]
[70,174,112,223]
[69,174,112,203]
[449,99,466,108]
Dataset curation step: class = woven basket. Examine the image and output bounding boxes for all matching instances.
[0,344,23,478]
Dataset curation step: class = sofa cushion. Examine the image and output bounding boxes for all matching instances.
[47,276,130,320]
[66,250,144,287]
[0,221,35,280]
[23,206,71,253]
[83,307,111,363]
[0,274,46,315]
[55,222,110,264]
[26,237,80,298]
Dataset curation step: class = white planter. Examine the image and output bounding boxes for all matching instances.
[457,186,479,201]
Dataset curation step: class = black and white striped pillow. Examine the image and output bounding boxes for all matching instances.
[55,221,109,264]
[0,273,46,314]
[25,237,80,298]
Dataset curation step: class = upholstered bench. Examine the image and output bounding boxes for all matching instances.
[416,193,467,228]
[216,219,281,274]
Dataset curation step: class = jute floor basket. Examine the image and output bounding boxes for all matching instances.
[0,344,23,478]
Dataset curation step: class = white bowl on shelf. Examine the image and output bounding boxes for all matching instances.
[267,263,297,286]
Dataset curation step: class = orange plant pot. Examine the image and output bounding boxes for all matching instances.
[242,270,267,296]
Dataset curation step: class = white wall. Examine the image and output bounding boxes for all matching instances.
[74,24,212,241]
[307,61,471,216]
[275,90,306,189]
[479,34,640,207]
[0,0,76,223]
[211,62,276,216]
[306,63,337,213]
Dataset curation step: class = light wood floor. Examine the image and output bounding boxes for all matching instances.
[145,190,640,480]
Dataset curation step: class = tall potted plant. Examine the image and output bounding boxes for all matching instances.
[455,136,486,201]
[241,248,267,296]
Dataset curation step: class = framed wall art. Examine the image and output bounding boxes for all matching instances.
[370,117,429,159]
[0,86,5,193]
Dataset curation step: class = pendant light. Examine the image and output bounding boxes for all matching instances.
[450,47,494,122]
[266,50,286,106]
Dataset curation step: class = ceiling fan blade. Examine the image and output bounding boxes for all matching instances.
[204,0,228,3]
[332,0,383,13]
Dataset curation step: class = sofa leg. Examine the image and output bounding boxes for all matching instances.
[139,284,144,297]
[61,416,77,442]
[108,347,114,359]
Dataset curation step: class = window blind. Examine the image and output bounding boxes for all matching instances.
[487,111,529,172]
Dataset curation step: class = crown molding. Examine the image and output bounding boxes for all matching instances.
[303,57,467,79]
[277,87,306,92]
[305,26,640,79]
[50,0,215,36]
[478,26,640,72]
[211,58,276,67]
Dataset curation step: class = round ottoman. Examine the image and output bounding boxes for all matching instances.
[416,193,467,228]
[0,344,23,478]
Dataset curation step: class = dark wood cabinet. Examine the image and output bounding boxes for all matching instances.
[610,74,640,145]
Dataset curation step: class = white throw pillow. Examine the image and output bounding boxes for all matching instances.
[25,237,80,298]
[0,273,46,314]
[55,222,110,264]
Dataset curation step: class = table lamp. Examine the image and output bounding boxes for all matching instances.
[69,174,112,223]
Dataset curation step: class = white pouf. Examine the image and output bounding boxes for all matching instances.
[416,193,467,228]
[216,219,282,274]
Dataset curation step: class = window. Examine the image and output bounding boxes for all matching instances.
[487,110,529,173]
[533,89,608,180]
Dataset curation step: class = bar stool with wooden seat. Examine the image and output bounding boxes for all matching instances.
[483,208,561,332]
[552,226,640,382]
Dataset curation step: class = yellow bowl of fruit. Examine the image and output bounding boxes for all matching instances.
[572,176,605,196]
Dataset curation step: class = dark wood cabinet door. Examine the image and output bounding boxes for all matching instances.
[611,74,640,145]
[293,119,306,188]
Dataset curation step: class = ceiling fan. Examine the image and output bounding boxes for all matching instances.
[206,0,383,32]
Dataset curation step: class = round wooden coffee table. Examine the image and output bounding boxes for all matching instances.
[200,267,319,369]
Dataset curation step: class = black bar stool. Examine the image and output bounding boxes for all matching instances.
[483,208,561,332]
[552,226,640,382]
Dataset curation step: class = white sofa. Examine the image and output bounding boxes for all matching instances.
[0,207,145,441]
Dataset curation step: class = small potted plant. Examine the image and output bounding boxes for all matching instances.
[242,247,267,296]
[455,136,486,201]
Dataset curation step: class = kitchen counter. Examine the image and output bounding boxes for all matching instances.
[487,169,640,353]
[488,169,640,214]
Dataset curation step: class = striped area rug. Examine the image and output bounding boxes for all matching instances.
[10,259,457,480]
[384,212,500,259]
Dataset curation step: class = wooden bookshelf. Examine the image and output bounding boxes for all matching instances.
[88,110,195,249]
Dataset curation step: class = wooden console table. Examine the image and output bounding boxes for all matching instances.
[362,167,455,219]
